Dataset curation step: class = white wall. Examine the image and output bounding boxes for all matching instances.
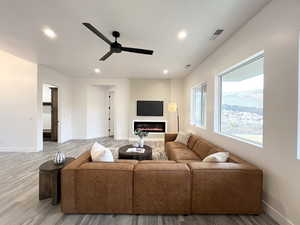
[183,1,300,224]
[129,79,170,140]
[37,65,73,150]
[86,85,109,139]
[129,79,184,140]
[0,50,38,152]
[72,78,130,140]
[170,79,184,132]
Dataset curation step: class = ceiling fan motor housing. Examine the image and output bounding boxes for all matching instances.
[111,42,122,53]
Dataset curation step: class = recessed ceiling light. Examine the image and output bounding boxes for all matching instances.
[163,69,169,75]
[42,27,57,39]
[94,68,101,73]
[177,30,187,40]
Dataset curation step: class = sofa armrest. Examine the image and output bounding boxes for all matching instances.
[188,162,263,214]
[164,133,178,143]
[64,151,91,170]
[61,151,91,213]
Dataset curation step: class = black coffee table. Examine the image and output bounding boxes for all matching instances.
[118,145,152,160]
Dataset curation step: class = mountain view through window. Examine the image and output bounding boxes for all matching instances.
[220,55,264,145]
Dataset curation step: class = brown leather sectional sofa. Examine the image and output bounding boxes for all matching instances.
[61,133,263,214]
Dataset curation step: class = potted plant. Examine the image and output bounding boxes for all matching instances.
[134,128,148,148]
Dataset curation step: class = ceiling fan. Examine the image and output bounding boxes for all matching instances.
[82,23,154,61]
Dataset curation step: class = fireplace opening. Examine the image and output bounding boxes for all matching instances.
[133,121,166,133]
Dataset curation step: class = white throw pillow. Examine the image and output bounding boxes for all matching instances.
[174,132,191,145]
[203,152,229,163]
[90,142,114,162]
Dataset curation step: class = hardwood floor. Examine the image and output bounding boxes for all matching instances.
[0,137,278,225]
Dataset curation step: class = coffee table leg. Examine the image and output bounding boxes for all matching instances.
[51,171,59,205]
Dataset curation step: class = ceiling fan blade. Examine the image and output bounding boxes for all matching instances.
[121,47,153,55]
[100,51,113,61]
[82,23,112,45]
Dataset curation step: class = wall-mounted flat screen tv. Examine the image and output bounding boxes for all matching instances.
[137,101,163,116]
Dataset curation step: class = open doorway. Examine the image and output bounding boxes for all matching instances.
[108,91,114,137]
[42,84,58,142]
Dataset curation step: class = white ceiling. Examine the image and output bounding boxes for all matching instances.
[0,0,270,79]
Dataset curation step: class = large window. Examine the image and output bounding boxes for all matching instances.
[191,83,207,128]
[217,53,264,146]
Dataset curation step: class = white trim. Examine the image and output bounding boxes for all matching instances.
[297,33,300,160]
[0,147,37,152]
[190,82,207,128]
[263,201,295,225]
[218,50,264,76]
[214,51,264,147]
[214,131,263,149]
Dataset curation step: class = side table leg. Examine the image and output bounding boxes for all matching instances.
[51,171,59,205]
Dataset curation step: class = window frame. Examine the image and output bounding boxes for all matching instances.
[190,82,207,129]
[215,51,264,147]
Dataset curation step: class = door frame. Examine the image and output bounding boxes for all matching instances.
[41,83,61,145]
[50,87,58,141]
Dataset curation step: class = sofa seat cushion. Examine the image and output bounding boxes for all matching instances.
[166,141,187,149]
[192,140,215,160]
[165,141,189,158]
[168,148,200,161]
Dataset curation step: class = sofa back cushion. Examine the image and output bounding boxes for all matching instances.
[77,162,134,213]
[192,140,215,160]
[133,163,191,214]
[187,135,199,149]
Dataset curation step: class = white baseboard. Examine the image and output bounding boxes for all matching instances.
[0,147,37,152]
[263,201,295,225]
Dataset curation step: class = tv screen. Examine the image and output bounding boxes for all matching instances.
[137,101,163,116]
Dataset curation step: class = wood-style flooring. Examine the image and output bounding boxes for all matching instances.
[0,137,279,225]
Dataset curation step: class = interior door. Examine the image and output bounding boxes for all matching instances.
[51,87,58,142]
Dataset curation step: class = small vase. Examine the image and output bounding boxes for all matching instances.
[53,151,66,165]
[139,137,144,148]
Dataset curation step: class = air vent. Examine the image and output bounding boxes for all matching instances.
[210,29,224,40]
[185,64,191,69]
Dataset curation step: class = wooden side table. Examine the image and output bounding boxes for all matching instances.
[39,157,74,205]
